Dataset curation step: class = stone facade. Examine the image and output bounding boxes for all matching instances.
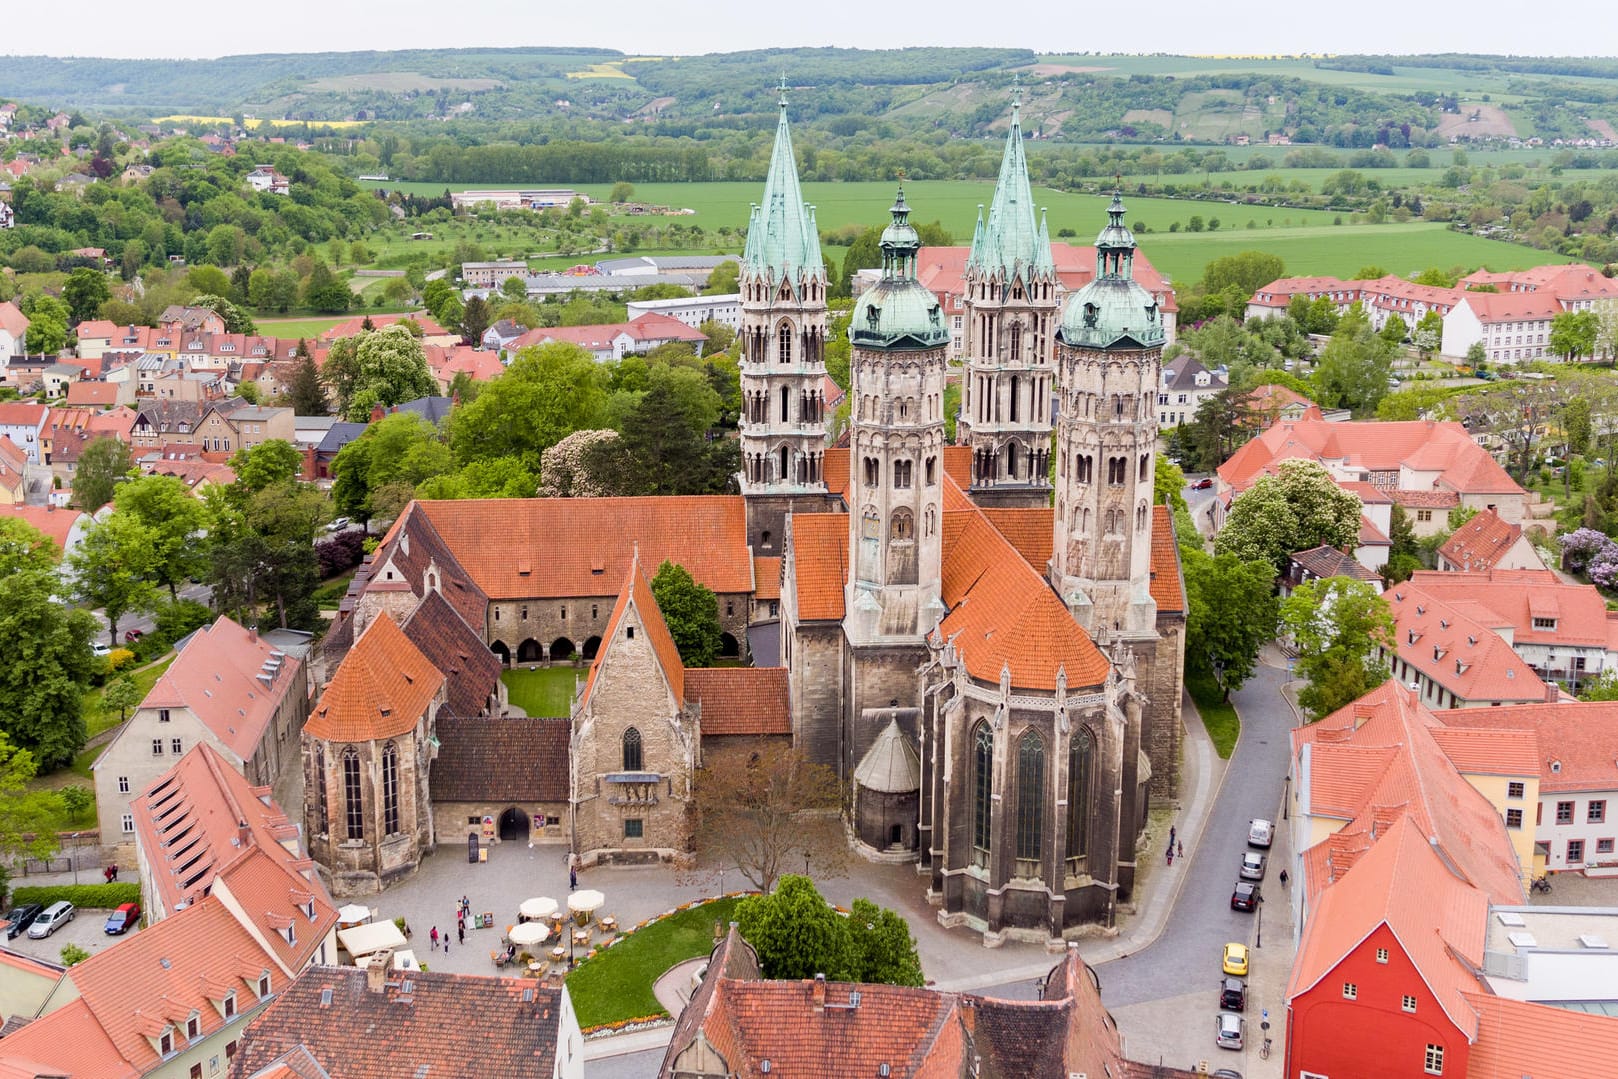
[485,593,749,665]
[304,723,437,897]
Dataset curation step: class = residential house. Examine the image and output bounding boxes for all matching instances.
[1383,582,1554,708]
[1247,273,1458,334]
[1156,353,1226,428]
[131,399,210,448]
[1437,507,1546,572]
[143,455,238,495]
[230,964,583,1079]
[195,403,294,454]
[0,504,90,561]
[319,313,457,348]
[425,343,504,392]
[0,948,62,1028]
[121,163,154,185]
[1398,569,1618,693]
[0,401,47,463]
[459,260,530,288]
[479,318,526,351]
[0,301,26,359]
[159,305,227,335]
[0,202,13,230]
[65,379,136,408]
[41,361,81,397]
[509,312,709,363]
[0,436,29,503]
[625,292,743,333]
[1284,544,1384,596]
[0,888,336,1079]
[245,166,290,195]
[1216,416,1527,535]
[308,421,367,480]
[661,926,1192,1079]
[75,319,120,359]
[92,615,309,860]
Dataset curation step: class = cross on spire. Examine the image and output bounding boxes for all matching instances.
[1010,73,1022,117]
[778,74,789,109]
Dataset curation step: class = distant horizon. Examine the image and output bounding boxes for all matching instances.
[1,0,1608,63]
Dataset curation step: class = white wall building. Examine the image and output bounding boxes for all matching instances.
[625,293,742,333]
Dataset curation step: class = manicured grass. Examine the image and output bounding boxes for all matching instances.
[501,667,582,718]
[565,897,740,1029]
[254,316,350,339]
[83,654,175,742]
[1187,670,1240,759]
[313,569,358,611]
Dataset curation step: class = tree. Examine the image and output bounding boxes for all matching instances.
[1215,459,1362,574]
[71,435,132,510]
[24,296,70,355]
[845,898,923,987]
[287,340,328,416]
[499,275,528,302]
[340,325,438,422]
[449,342,607,473]
[1562,396,1593,460]
[1465,341,1488,370]
[0,732,67,897]
[693,738,845,893]
[192,294,257,334]
[0,557,96,770]
[1154,455,1188,514]
[737,875,854,981]
[460,294,492,345]
[1200,251,1284,298]
[1452,378,1563,479]
[609,181,635,203]
[536,429,631,498]
[1280,577,1395,720]
[1313,305,1395,413]
[1384,504,1422,583]
[69,514,159,648]
[62,267,111,324]
[704,259,740,296]
[1183,549,1278,698]
[699,319,736,355]
[302,261,350,313]
[103,675,142,725]
[229,439,303,494]
[650,560,722,667]
[617,365,727,495]
[1549,309,1601,361]
[113,475,209,601]
[1379,314,1409,345]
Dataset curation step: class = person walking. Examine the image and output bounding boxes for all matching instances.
[569,864,578,891]
[1177,840,1184,860]
[457,922,465,945]
[1279,868,1289,888]
[430,926,439,951]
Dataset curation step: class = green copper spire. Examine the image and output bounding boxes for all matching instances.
[1060,191,1163,349]
[742,80,824,286]
[966,80,1055,284]
[851,186,948,350]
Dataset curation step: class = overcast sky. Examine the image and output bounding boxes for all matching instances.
[2,0,1607,59]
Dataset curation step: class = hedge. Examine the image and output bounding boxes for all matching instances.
[8,883,141,909]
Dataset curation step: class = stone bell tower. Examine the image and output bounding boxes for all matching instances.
[738,79,830,555]
[957,83,1059,508]
[1049,193,1165,639]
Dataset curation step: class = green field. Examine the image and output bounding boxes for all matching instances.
[256,316,362,338]
[565,897,741,1029]
[501,667,581,718]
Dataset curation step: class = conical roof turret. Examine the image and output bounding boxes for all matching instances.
[966,82,1055,285]
[742,79,824,288]
[850,186,948,350]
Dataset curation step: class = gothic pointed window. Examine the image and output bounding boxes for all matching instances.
[1015,732,1045,869]
[622,727,643,772]
[342,747,363,841]
[972,723,993,868]
[1139,454,1150,482]
[778,323,792,365]
[1067,728,1093,867]
[314,744,328,836]
[381,741,400,836]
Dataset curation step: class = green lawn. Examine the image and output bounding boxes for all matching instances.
[565,897,740,1029]
[313,569,358,611]
[85,654,175,742]
[501,667,582,718]
[1187,670,1240,759]
[254,316,352,339]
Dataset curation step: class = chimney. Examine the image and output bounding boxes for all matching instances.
[367,950,392,992]
[237,819,250,848]
[812,972,826,1011]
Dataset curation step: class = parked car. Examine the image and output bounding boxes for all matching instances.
[3,903,43,939]
[1216,1011,1245,1050]
[1192,477,1215,490]
[326,517,351,533]
[104,901,141,935]
[1220,975,1246,1012]
[1240,850,1266,880]
[1248,818,1274,849]
[1222,941,1249,977]
[123,628,144,643]
[1231,881,1262,912]
[27,901,75,939]
[91,641,112,657]
[1211,1070,1244,1079]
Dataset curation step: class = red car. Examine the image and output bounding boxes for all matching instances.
[1192,477,1215,490]
[124,629,144,643]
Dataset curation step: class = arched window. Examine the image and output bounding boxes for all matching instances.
[890,509,914,540]
[314,744,328,836]
[1066,728,1094,866]
[381,741,400,836]
[622,727,643,772]
[972,723,993,867]
[342,747,363,841]
[778,322,792,365]
[1139,454,1150,482]
[1015,732,1045,867]
[925,456,937,486]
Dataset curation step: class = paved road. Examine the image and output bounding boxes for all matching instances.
[92,581,214,645]
[587,1049,665,1079]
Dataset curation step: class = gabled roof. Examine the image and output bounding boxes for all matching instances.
[1465,992,1618,1076]
[1149,505,1186,614]
[400,590,501,719]
[787,513,849,622]
[1437,700,1618,793]
[232,966,564,1079]
[1437,507,1533,572]
[1291,544,1382,585]
[0,300,28,339]
[305,613,443,742]
[430,716,571,802]
[581,560,685,709]
[0,998,137,1079]
[684,667,791,736]
[1287,814,1488,1041]
[752,556,781,601]
[213,843,338,973]
[741,87,824,285]
[135,616,303,759]
[1403,569,1607,649]
[0,505,84,559]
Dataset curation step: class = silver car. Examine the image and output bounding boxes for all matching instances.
[1241,850,1266,880]
[1216,1011,1244,1050]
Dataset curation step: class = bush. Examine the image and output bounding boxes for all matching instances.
[60,943,90,966]
[106,648,135,672]
[315,529,366,577]
[153,599,215,646]
[9,883,141,909]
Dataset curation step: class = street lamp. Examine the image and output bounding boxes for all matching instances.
[1256,895,1264,949]
[68,833,80,886]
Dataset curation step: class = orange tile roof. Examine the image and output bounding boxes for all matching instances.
[306,613,443,741]
[213,843,338,973]
[1403,569,1609,648]
[581,560,684,708]
[685,667,791,735]
[788,513,849,621]
[1426,726,1539,778]
[64,382,119,407]
[1436,507,1527,572]
[1436,700,1618,793]
[940,445,972,490]
[822,446,850,499]
[1385,584,1548,704]
[1149,505,1186,614]
[319,313,450,341]
[980,507,1054,570]
[753,556,781,601]
[0,505,86,558]
[1465,992,1618,1077]
[1460,289,1563,323]
[938,485,1109,692]
[0,998,138,1079]
[132,743,312,915]
[405,496,752,599]
[139,616,303,759]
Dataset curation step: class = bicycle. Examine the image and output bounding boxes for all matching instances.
[1260,1037,1272,1060]
[1532,875,1552,894]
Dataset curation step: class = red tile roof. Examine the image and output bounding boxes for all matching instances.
[1436,507,1529,572]
[1436,700,1618,793]
[0,505,86,558]
[319,313,450,342]
[1149,505,1186,614]
[0,998,138,1079]
[139,616,304,759]
[431,716,571,802]
[787,513,849,622]
[0,301,29,339]
[0,402,48,427]
[74,319,119,341]
[1403,569,1608,648]
[753,556,781,601]
[1465,992,1618,1077]
[1459,289,1563,323]
[232,966,564,1079]
[685,667,791,735]
[916,242,1178,313]
[212,843,338,973]
[1385,583,1547,704]
[980,507,1054,569]
[403,496,753,599]
[306,613,443,741]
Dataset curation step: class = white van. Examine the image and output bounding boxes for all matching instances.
[27,900,75,938]
[1248,818,1274,849]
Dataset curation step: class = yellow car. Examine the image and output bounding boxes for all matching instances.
[1222,942,1249,977]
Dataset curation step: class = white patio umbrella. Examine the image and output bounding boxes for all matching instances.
[519,896,558,921]
[336,904,371,926]
[509,921,550,947]
[567,889,605,915]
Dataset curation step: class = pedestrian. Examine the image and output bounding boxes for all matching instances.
[570,865,578,891]
[1279,868,1289,888]
[1177,840,1184,860]
[103,866,112,884]
[430,926,439,951]
[112,864,119,881]
[1169,825,1176,847]
[1165,847,1173,866]
[458,922,465,945]
[461,896,470,918]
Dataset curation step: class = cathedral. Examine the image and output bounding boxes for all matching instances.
[308,87,1185,946]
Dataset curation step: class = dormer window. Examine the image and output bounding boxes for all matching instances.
[159,1030,174,1056]
[257,973,271,998]
[187,1013,201,1040]
[223,992,236,1019]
